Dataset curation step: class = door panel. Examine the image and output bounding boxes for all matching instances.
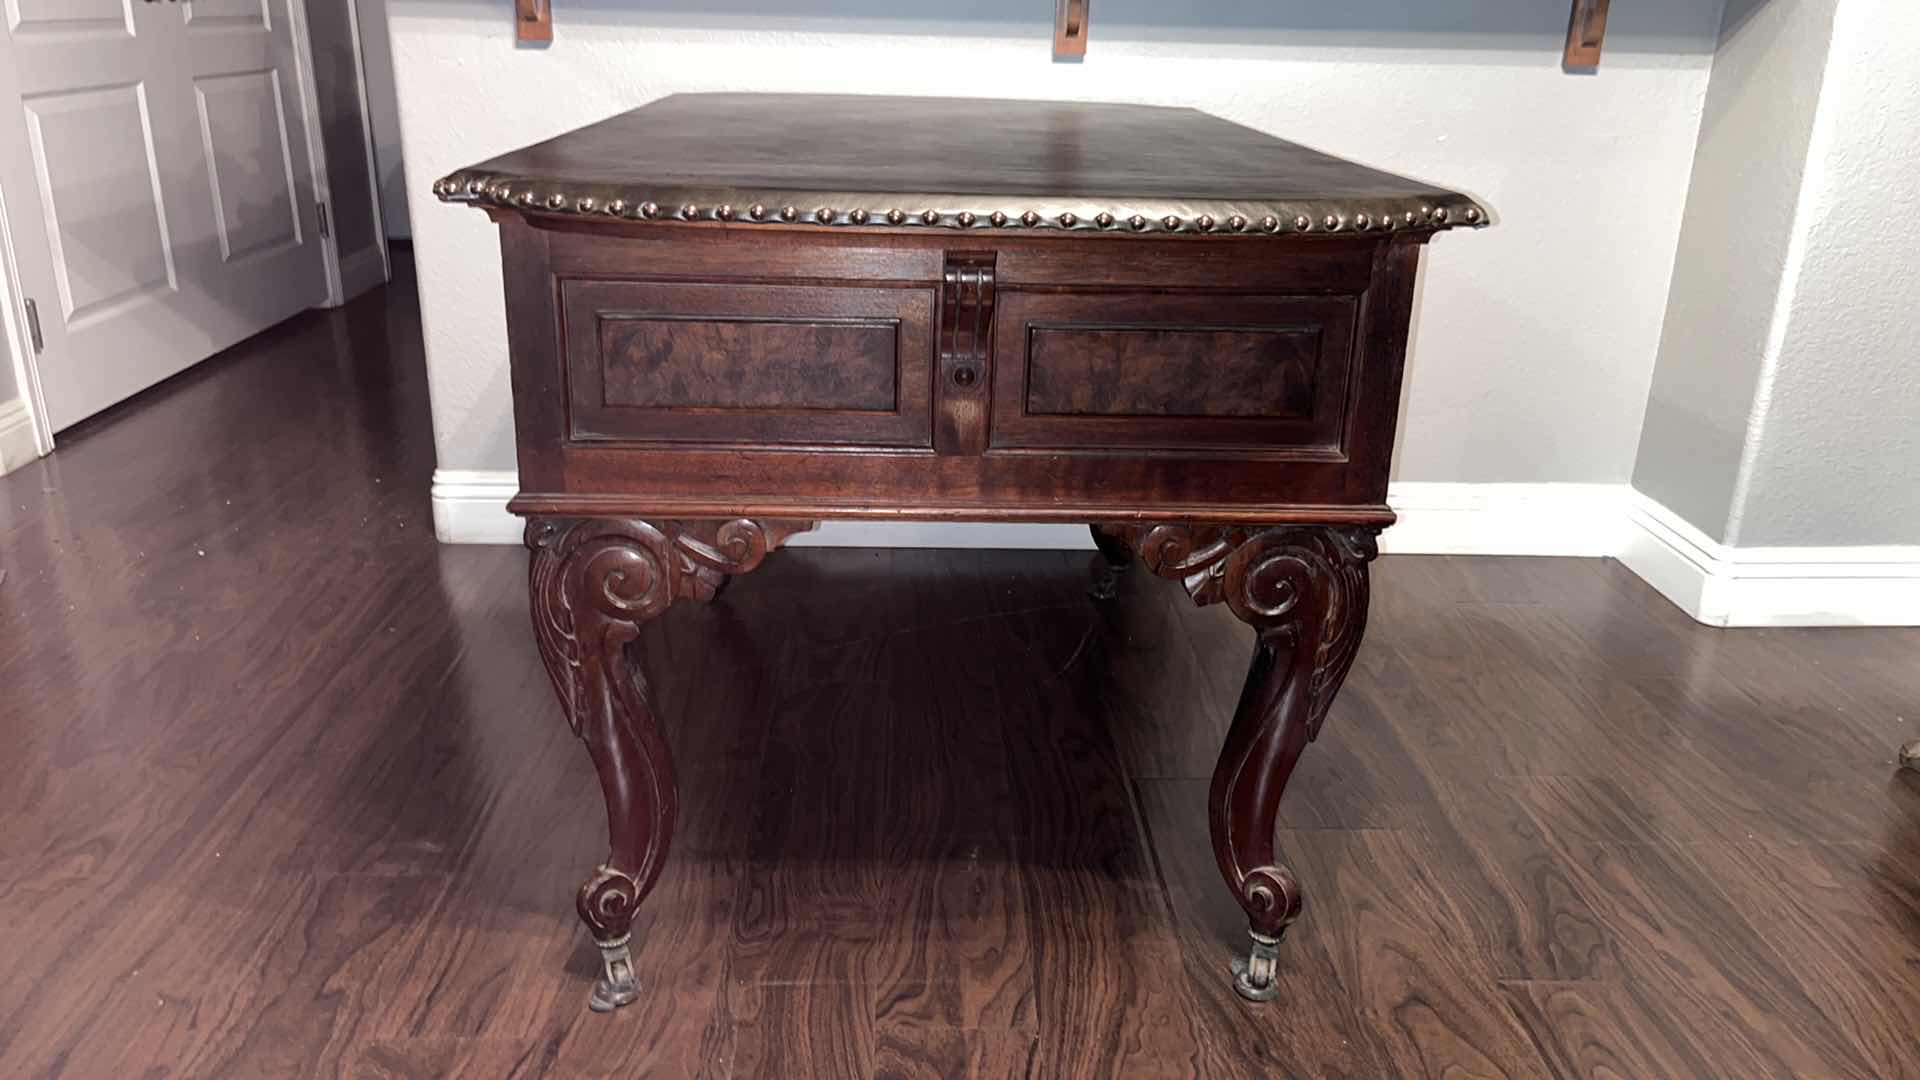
[193,68,302,263]
[6,0,133,36]
[0,11,209,431]
[182,0,269,31]
[22,82,177,324]
[171,0,329,335]
[0,0,330,430]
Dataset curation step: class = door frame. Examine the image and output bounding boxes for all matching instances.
[342,0,393,294]
[287,0,391,308]
[0,0,385,453]
[0,185,54,458]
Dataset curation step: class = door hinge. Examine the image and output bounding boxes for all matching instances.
[23,298,43,354]
[317,201,331,238]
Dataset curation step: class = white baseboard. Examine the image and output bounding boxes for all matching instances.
[425,469,1920,626]
[1380,482,1626,557]
[1621,490,1920,627]
[0,396,41,477]
[430,470,522,543]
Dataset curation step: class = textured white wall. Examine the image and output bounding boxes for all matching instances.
[1631,0,1839,542]
[388,0,1723,491]
[1732,4,1920,547]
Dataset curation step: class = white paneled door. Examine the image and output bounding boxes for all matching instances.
[0,0,331,431]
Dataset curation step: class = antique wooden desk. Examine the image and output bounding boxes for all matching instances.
[435,93,1485,1013]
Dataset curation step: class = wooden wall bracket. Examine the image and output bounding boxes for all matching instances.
[516,0,553,44]
[512,1,1598,70]
[1564,0,1609,68]
[1053,0,1088,60]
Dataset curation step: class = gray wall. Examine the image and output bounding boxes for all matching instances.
[1632,0,1920,548]
[1631,0,1838,542]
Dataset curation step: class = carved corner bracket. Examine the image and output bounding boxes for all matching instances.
[527,516,812,730]
[1097,522,1378,740]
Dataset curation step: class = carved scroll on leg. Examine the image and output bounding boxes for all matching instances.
[526,516,811,1012]
[1104,522,1377,1001]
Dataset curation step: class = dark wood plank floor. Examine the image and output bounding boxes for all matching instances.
[3,261,1918,1078]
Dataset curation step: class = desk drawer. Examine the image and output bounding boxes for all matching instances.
[561,279,936,448]
[989,291,1358,455]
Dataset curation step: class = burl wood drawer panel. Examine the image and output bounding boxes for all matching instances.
[561,279,936,448]
[989,291,1358,455]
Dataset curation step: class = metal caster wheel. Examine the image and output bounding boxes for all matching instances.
[588,937,639,1013]
[1229,931,1283,1003]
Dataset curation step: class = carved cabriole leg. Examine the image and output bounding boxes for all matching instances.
[1087,523,1135,599]
[527,516,812,1012]
[1098,522,1378,1002]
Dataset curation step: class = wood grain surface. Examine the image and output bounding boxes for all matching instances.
[2,257,1918,1077]
[559,278,932,449]
[1023,324,1319,419]
[600,317,899,412]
